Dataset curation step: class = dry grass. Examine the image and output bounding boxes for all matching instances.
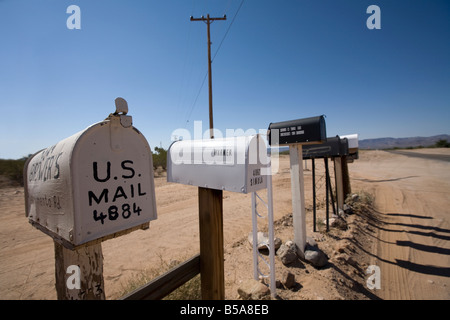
[115,254,201,300]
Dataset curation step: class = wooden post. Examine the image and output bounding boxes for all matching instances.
[198,187,225,300]
[54,241,105,300]
[341,155,352,201]
[324,158,330,232]
[289,145,306,258]
[312,158,317,232]
[334,157,344,211]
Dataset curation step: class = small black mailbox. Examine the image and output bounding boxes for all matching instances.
[302,136,349,159]
[267,115,326,146]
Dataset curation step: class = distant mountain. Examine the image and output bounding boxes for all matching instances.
[359,134,450,150]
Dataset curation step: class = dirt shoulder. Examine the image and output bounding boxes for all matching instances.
[350,149,450,299]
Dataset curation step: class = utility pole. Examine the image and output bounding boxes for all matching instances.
[190,14,226,139]
[190,13,227,301]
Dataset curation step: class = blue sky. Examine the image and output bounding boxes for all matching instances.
[1,0,449,159]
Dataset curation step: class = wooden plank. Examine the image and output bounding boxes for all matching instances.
[54,241,105,300]
[120,254,201,300]
[289,145,306,258]
[198,187,225,300]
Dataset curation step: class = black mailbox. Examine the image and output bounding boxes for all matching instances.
[267,115,326,146]
[302,136,349,159]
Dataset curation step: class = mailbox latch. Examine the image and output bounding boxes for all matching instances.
[106,97,133,151]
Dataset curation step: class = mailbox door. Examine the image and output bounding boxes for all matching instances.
[71,119,157,245]
[339,138,349,156]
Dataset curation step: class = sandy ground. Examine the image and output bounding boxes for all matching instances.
[0,149,449,300]
[350,149,450,299]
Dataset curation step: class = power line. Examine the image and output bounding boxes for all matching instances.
[212,0,245,63]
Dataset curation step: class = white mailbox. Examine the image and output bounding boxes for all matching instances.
[24,98,157,249]
[340,133,359,161]
[167,135,269,193]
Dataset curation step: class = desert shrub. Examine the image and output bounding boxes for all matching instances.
[434,139,450,148]
[345,191,374,213]
[0,156,30,186]
[152,146,167,170]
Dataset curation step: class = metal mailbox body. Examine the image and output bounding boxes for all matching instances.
[167,135,269,194]
[24,115,157,248]
[302,136,349,159]
[340,133,359,161]
[267,115,326,146]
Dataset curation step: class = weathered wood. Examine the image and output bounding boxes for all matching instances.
[120,254,201,300]
[341,155,352,200]
[289,145,306,258]
[198,187,225,300]
[33,221,149,251]
[54,241,105,300]
[334,157,344,211]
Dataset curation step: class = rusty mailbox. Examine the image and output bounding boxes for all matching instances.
[24,98,157,249]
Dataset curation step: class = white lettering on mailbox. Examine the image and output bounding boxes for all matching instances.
[87,160,146,225]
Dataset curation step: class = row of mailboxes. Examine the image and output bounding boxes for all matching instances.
[167,115,328,193]
[24,104,338,248]
[302,136,349,159]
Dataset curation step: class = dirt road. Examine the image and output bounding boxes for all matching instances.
[350,149,450,299]
[1,149,449,300]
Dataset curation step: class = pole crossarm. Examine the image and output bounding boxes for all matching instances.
[190,14,227,23]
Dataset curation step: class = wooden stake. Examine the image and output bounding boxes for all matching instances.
[198,187,224,300]
[289,145,306,258]
[54,241,105,300]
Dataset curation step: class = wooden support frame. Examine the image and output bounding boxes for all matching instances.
[333,157,344,211]
[198,187,225,300]
[54,241,105,300]
[120,254,200,300]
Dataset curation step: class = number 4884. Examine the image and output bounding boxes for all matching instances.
[93,203,142,224]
